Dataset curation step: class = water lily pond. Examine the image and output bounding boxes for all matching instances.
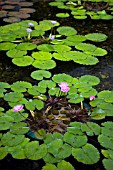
[0,0,113,170]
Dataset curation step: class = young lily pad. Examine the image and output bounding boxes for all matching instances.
[12,56,34,66]
[57,26,77,36]
[85,33,108,42]
[32,60,56,70]
[0,42,16,50]
[16,43,37,51]
[56,13,70,18]
[11,81,32,92]
[32,52,52,60]
[7,49,27,58]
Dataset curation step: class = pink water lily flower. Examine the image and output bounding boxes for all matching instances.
[13,105,23,112]
[58,82,70,92]
[90,96,96,101]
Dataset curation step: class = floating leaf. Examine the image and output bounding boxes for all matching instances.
[64,132,87,147]
[1,132,25,147]
[31,70,51,80]
[79,75,100,86]
[57,160,75,170]
[57,26,77,36]
[32,51,52,60]
[10,122,29,135]
[4,92,24,103]
[56,13,70,18]
[0,42,16,50]
[16,43,36,51]
[52,73,73,85]
[42,163,57,170]
[85,33,107,42]
[3,17,21,23]
[7,49,27,58]
[101,122,113,138]
[25,141,47,160]
[37,44,54,52]
[98,134,113,150]
[72,143,100,164]
[32,60,56,70]
[0,147,8,160]
[12,56,34,66]
[11,81,32,92]
[103,159,113,170]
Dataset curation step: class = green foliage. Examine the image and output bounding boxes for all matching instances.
[31,70,51,80]
[72,143,100,164]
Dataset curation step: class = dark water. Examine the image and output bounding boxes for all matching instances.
[0,0,113,170]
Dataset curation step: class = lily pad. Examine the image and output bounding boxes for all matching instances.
[32,60,56,70]
[12,56,34,66]
[85,33,107,42]
[7,49,27,58]
[3,17,21,23]
[11,81,32,92]
[57,26,77,36]
[72,143,100,164]
[56,13,70,18]
[32,51,52,60]
[0,42,16,50]
[37,44,54,52]
[31,70,51,80]
[16,43,36,51]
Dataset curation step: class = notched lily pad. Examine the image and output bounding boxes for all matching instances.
[57,26,77,36]
[31,70,51,80]
[16,43,36,51]
[85,33,107,42]
[32,60,56,70]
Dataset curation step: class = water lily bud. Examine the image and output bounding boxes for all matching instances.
[51,20,57,24]
[90,95,96,101]
[28,23,34,27]
[27,28,32,33]
[13,105,23,112]
[50,35,55,40]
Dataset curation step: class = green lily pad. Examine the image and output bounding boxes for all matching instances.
[32,51,52,60]
[103,159,113,170]
[85,33,107,42]
[7,49,27,58]
[37,44,54,52]
[56,13,70,18]
[52,73,73,85]
[57,26,77,36]
[12,56,34,66]
[0,147,8,160]
[53,44,71,52]
[25,141,47,160]
[74,15,87,19]
[31,70,51,80]
[32,60,56,70]
[10,122,29,135]
[72,143,100,164]
[4,92,24,102]
[11,81,32,92]
[1,132,25,147]
[0,42,16,50]
[79,75,100,86]
[16,43,37,51]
